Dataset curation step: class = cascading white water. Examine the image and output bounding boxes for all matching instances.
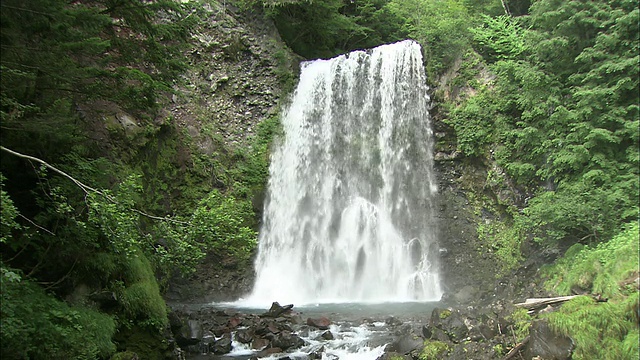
[246,40,441,306]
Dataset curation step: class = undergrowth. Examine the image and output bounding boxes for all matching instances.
[541,222,639,359]
[543,294,639,360]
[544,222,639,297]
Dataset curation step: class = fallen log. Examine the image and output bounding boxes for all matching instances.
[514,295,597,310]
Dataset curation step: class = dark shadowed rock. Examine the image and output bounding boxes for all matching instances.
[307,316,331,330]
[175,319,202,347]
[422,324,433,339]
[211,334,232,354]
[236,329,253,344]
[430,308,468,342]
[526,319,574,360]
[262,301,295,318]
[387,334,424,355]
[270,331,305,350]
[430,327,451,342]
[320,330,334,340]
[251,337,269,350]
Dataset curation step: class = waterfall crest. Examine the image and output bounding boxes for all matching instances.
[246,40,441,305]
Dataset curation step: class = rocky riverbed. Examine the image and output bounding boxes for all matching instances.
[165,300,573,360]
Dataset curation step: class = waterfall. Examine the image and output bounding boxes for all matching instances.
[246,40,441,305]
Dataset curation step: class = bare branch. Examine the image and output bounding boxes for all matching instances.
[1,146,188,225]
[18,214,55,235]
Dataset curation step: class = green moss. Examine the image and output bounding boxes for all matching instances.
[420,340,450,360]
[439,309,452,319]
[110,351,139,360]
[493,344,504,356]
[506,308,532,342]
[476,218,525,277]
[113,325,169,360]
[118,253,168,330]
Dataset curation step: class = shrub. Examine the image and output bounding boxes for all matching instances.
[0,271,116,359]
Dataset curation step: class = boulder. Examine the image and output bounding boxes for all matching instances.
[236,329,253,344]
[307,316,331,330]
[175,319,202,347]
[262,301,294,318]
[270,331,305,350]
[228,316,243,328]
[211,334,232,354]
[430,308,468,342]
[251,337,270,350]
[387,334,424,355]
[526,319,574,360]
[385,316,403,326]
[421,324,432,339]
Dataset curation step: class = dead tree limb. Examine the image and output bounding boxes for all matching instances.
[503,336,529,360]
[1,146,188,225]
[514,295,582,310]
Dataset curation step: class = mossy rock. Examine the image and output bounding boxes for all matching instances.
[420,340,450,360]
[111,351,139,360]
[114,325,169,360]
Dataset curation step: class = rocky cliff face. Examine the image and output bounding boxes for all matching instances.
[432,116,550,307]
[161,3,299,303]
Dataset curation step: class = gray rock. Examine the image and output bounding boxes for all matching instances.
[387,334,424,355]
[236,329,253,344]
[211,334,233,354]
[270,331,305,350]
[526,319,574,360]
[430,308,469,342]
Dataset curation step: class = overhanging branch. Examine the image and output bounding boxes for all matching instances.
[1,146,188,225]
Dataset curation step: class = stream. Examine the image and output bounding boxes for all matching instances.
[181,301,442,360]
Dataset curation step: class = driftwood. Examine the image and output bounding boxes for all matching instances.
[514,295,581,310]
[514,294,607,311]
[502,336,529,360]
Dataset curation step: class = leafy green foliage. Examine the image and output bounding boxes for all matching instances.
[477,218,525,277]
[0,175,20,243]
[386,0,473,78]
[0,272,116,359]
[265,0,403,59]
[471,15,528,61]
[448,0,639,247]
[540,223,639,359]
[187,190,258,261]
[544,294,639,360]
[505,308,532,342]
[544,223,639,298]
[0,0,193,350]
